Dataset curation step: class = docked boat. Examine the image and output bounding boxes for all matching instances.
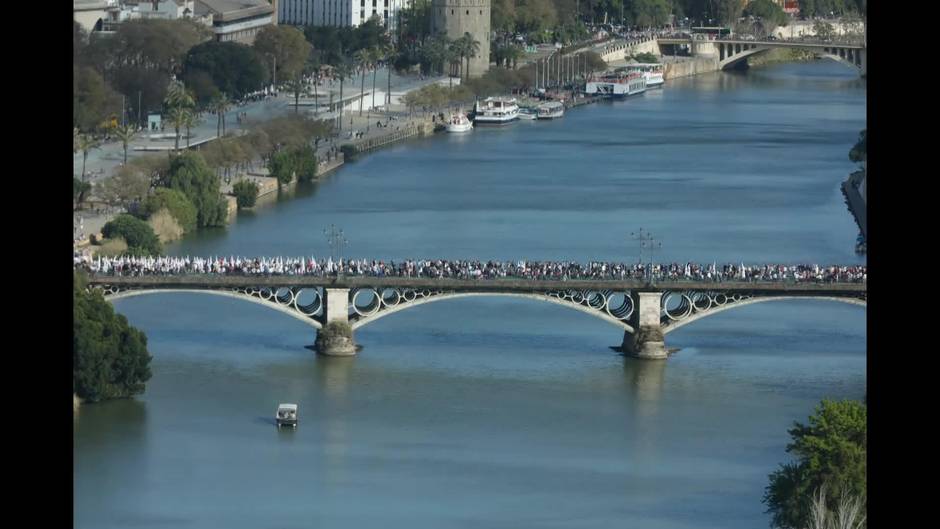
[472,97,519,124]
[518,107,538,120]
[276,403,298,429]
[536,101,565,119]
[445,112,473,133]
[584,71,647,98]
[623,63,665,88]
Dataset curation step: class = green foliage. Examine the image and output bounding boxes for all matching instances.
[633,52,660,63]
[745,0,789,30]
[849,130,866,163]
[764,400,867,529]
[73,177,91,205]
[303,18,390,67]
[73,274,153,403]
[233,180,260,209]
[101,214,163,256]
[293,144,318,182]
[631,0,672,27]
[164,151,228,228]
[73,65,121,132]
[140,188,198,234]
[268,150,295,186]
[184,41,267,99]
[798,0,862,18]
[253,25,313,83]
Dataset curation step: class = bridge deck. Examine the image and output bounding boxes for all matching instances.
[88,275,865,295]
[657,38,864,50]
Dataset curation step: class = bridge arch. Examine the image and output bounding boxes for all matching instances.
[349,291,636,333]
[102,288,324,330]
[718,44,864,74]
[661,295,866,335]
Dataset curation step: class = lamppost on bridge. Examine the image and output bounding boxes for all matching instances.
[630,228,662,284]
[323,224,348,273]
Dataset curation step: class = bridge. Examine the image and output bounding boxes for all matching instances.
[656,37,866,76]
[89,275,866,360]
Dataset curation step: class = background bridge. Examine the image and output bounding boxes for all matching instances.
[91,276,866,360]
[656,37,866,76]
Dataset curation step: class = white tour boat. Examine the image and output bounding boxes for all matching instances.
[472,97,520,124]
[518,107,538,120]
[584,72,647,98]
[623,63,665,88]
[536,101,565,119]
[276,403,298,429]
[445,112,473,133]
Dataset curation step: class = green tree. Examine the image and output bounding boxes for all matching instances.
[745,0,789,35]
[101,214,163,255]
[355,48,371,116]
[73,272,153,403]
[293,144,318,182]
[632,0,672,28]
[183,41,268,99]
[140,187,198,234]
[268,149,296,187]
[164,80,195,151]
[460,33,481,80]
[233,179,260,208]
[253,25,313,85]
[764,400,867,529]
[73,66,121,132]
[164,151,228,228]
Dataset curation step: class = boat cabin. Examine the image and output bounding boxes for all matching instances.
[276,403,298,428]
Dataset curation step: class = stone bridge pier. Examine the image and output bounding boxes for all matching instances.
[317,287,356,356]
[622,291,668,360]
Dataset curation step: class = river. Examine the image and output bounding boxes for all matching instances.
[74,60,866,529]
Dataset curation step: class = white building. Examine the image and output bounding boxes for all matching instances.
[195,0,276,43]
[75,1,212,33]
[277,0,410,31]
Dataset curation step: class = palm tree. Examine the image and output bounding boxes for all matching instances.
[182,110,198,149]
[334,57,354,131]
[166,107,190,151]
[112,123,137,165]
[448,39,464,79]
[371,46,386,114]
[163,80,195,152]
[355,48,371,117]
[461,33,481,80]
[76,134,100,184]
[210,93,231,138]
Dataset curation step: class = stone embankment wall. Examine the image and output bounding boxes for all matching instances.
[663,57,720,80]
[350,121,434,156]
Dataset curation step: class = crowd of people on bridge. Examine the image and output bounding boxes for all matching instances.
[74,254,866,284]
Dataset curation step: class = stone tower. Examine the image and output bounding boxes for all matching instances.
[431,0,491,78]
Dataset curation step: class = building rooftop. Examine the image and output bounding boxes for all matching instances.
[196,0,273,22]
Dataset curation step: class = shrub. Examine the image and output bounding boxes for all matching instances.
[140,187,198,233]
[294,144,318,182]
[268,149,295,186]
[95,236,129,257]
[233,179,259,209]
[633,52,660,64]
[101,214,162,256]
[165,151,228,228]
[147,208,184,243]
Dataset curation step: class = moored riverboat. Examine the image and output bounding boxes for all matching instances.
[472,97,520,124]
[276,403,298,429]
[536,101,565,119]
[584,72,647,98]
[445,112,473,133]
[623,63,665,88]
[518,107,538,120]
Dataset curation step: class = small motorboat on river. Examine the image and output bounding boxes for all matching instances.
[536,101,565,119]
[518,107,538,120]
[445,112,473,133]
[276,403,298,429]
